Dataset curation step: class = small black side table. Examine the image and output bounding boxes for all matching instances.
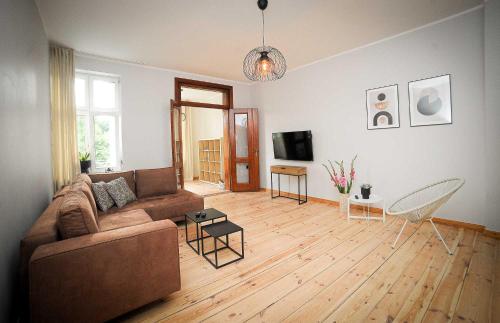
[201,220,244,269]
[185,208,227,254]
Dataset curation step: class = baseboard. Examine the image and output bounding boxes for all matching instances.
[484,230,500,239]
[260,188,383,213]
[260,187,499,238]
[431,217,485,231]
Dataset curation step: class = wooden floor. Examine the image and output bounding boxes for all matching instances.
[122,191,499,323]
[184,180,228,197]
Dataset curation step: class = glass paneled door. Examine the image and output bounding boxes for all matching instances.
[170,100,184,188]
[229,108,259,191]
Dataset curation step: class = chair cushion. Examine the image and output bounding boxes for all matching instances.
[98,209,152,232]
[91,182,115,212]
[101,189,203,222]
[135,167,177,199]
[105,177,137,208]
[89,171,136,194]
[57,191,99,239]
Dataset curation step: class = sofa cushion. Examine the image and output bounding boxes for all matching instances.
[135,167,177,199]
[100,189,203,222]
[105,177,137,208]
[72,181,98,217]
[89,171,136,194]
[76,173,92,188]
[57,191,99,239]
[98,209,152,232]
[53,185,72,200]
[20,196,64,317]
[91,182,115,212]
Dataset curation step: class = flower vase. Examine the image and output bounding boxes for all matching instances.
[339,193,350,213]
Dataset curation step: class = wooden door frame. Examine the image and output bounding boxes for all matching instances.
[173,77,234,190]
[170,100,184,188]
[174,77,233,110]
[229,108,260,192]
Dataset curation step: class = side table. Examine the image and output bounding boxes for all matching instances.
[201,220,244,269]
[185,208,227,254]
[347,194,386,223]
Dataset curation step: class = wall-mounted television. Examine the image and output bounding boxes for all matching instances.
[272,130,313,161]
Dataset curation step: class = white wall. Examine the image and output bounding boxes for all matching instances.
[75,55,253,171]
[190,108,224,178]
[74,7,498,231]
[484,0,500,231]
[254,8,494,228]
[0,0,51,320]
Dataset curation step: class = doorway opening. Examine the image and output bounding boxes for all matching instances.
[172,78,231,197]
[171,78,259,196]
[182,102,227,197]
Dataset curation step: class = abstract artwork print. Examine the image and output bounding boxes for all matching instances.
[366,84,400,130]
[408,74,452,127]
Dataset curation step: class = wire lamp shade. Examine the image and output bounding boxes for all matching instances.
[243,0,286,81]
[243,46,286,81]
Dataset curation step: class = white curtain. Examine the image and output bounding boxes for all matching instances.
[50,46,79,192]
[182,106,194,181]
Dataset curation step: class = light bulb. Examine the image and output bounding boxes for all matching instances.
[261,58,270,71]
[255,52,275,77]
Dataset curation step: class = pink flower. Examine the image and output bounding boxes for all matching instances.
[350,169,356,181]
[339,176,347,187]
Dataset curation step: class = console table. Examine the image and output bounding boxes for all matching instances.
[270,165,307,204]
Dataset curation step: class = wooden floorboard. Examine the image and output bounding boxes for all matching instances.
[119,191,497,323]
[184,180,228,197]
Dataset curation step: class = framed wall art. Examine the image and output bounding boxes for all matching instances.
[408,74,452,127]
[366,84,400,130]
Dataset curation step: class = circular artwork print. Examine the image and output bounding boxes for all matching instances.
[417,87,442,116]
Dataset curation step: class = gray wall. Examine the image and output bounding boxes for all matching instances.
[254,8,496,229]
[485,0,500,231]
[0,0,51,320]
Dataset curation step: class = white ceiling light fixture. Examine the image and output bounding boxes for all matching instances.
[243,0,286,82]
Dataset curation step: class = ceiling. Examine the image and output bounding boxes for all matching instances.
[36,0,482,82]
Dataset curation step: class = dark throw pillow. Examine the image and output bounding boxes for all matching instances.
[105,177,137,208]
[91,181,115,212]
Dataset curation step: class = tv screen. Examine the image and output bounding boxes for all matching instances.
[272,131,313,161]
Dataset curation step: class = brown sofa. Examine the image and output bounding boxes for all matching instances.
[20,167,204,323]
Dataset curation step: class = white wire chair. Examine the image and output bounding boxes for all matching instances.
[387,178,465,255]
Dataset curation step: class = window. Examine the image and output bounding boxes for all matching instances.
[75,71,122,171]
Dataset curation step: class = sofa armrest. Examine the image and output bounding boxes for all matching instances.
[29,220,180,323]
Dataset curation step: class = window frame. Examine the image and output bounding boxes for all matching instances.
[76,70,122,172]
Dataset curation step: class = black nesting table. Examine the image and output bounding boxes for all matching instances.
[201,221,244,269]
[185,208,227,254]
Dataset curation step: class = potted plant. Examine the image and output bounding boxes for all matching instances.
[79,152,91,174]
[323,155,357,213]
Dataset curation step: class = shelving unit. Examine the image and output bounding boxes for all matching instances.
[198,138,223,184]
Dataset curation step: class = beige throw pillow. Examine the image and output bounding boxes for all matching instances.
[105,177,137,208]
